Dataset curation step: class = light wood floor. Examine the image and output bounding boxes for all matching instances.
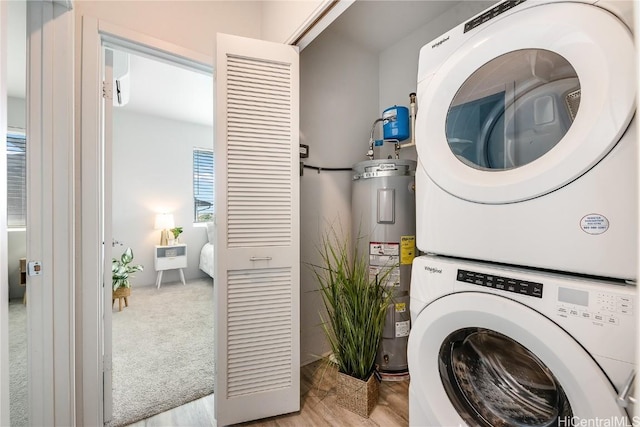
[128,359,409,426]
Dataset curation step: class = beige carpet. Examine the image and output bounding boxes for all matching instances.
[8,299,27,427]
[109,278,214,427]
[8,278,214,427]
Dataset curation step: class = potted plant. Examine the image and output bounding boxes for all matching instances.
[112,247,143,311]
[169,226,184,244]
[311,226,394,418]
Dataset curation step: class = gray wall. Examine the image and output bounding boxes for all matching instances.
[298,1,497,365]
[299,29,380,365]
[7,97,25,130]
[376,1,496,161]
[112,109,212,288]
[7,96,26,300]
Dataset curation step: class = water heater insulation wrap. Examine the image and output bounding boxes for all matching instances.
[352,159,416,373]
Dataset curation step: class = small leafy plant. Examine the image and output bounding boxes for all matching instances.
[311,225,395,381]
[112,247,143,291]
[170,227,184,239]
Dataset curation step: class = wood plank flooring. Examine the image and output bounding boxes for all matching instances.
[128,359,409,427]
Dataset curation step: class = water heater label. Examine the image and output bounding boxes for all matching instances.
[395,320,410,338]
[395,302,406,313]
[369,265,400,287]
[580,214,609,235]
[400,236,416,265]
[370,242,399,256]
[370,242,400,287]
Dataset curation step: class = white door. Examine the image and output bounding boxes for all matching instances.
[214,33,300,426]
[408,292,628,425]
[416,2,635,204]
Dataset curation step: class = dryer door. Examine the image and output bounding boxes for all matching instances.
[407,292,628,426]
[416,2,635,204]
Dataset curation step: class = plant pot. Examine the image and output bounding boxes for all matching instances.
[112,287,131,312]
[336,371,379,418]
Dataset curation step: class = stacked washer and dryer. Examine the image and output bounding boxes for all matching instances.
[407,0,638,426]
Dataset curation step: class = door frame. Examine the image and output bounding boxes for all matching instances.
[79,16,212,425]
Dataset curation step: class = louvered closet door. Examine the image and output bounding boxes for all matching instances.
[214,33,299,426]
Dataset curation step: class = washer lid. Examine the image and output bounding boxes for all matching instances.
[415,2,635,204]
[408,292,628,425]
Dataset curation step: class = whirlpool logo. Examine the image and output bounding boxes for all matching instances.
[431,36,449,49]
[424,266,443,274]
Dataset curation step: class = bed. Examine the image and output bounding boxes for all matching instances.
[199,243,214,278]
[199,221,215,279]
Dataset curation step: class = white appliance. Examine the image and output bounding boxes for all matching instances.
[415,0,637,280]
[408,255,636,426]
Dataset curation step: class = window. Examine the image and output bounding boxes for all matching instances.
[193,148,214,223]
[7,132,26,228]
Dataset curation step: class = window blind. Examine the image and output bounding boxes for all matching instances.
[7,133,26,228]
[194,148,214,223]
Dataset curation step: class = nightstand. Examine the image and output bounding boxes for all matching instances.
[154,244,187,289]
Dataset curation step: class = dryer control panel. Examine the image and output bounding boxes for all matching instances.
[556,286,633,326]
[464,0,526,33]
[457,269,543,298]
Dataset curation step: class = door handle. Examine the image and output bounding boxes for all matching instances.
[249,256,272,261]
[617,370,636,408]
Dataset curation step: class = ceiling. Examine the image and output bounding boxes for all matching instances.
[6,0,214,128]
[329,1,465,53]
[6,1,467,127]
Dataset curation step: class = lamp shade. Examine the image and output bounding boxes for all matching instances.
[154,213,175,230]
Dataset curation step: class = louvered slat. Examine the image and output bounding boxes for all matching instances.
[227,267,292,398]
[226,54,293,248]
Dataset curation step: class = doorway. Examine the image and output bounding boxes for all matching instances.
[106,46,215,426]
[6,1,27,425]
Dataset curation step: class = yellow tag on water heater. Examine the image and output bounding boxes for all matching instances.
[400,235,416,265]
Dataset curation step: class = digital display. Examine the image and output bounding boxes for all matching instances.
[558,287,589,307]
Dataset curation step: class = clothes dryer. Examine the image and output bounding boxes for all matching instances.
[408,255,636,426]
[415,0,637,280]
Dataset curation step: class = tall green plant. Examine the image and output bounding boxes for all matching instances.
[112,247,143,291]
[311,227,395,381]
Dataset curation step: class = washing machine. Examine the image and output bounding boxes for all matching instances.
[415,0,637,280]
[407,255,636,426]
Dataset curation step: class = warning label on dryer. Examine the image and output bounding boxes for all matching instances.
[580,214,609,235]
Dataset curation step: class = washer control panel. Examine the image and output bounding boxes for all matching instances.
[556,287,633,326]
[457,269,543,298]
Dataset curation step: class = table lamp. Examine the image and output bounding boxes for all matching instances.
[154,213,175,246]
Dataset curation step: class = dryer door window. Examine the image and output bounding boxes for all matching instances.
[439,328,573,426]
[416,2,635,203]
[446,50,580,171]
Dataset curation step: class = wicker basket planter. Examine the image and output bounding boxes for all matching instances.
[112,287,131,312]
[336,371,379,418]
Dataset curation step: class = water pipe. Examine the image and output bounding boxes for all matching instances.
[367,117,385,160]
